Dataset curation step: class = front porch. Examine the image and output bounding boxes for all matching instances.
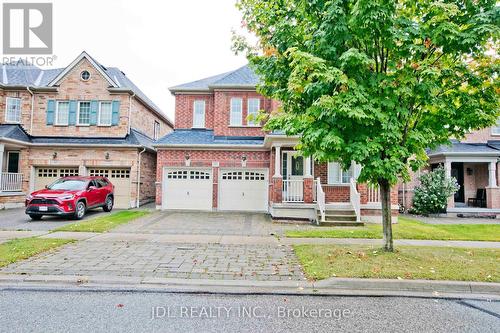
[0,143,26,209]
[266,141,397,223]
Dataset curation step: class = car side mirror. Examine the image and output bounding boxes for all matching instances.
[45,185,49,189]
[88,186,97,191]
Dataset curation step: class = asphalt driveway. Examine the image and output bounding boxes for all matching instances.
[0,207,117,232]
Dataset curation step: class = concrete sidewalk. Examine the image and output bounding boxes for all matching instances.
[0,231,47,244]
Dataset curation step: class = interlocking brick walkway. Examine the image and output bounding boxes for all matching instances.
[1,240,305,281]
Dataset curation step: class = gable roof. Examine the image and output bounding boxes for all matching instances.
[0,52,172,126]
[169,65,260,93]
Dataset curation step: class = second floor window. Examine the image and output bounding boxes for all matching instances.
[154,121,160,140]
[98,102,112,126]
[5,97,21,123]
[193,100,206,128]
[247,98,260,126]
[55,101,70,125]
[230,98,242,126]
[77,101,91,125]
[492,118,500,135]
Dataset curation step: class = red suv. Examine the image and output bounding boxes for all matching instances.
[25,176,114,220]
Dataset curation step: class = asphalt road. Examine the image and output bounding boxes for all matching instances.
[0,289,498,332]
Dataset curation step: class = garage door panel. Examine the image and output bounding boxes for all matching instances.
[88,168,131,209]
[163,168,212,210]
[219,169,268,212]
[34,167,79,191]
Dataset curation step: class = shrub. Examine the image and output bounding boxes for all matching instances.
[412,166,460,215]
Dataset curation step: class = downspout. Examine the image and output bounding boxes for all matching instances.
[128,92,136,135]
[136,147,146,208]
[26,86,34,134]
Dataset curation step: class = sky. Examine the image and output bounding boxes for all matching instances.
[24,0,250,122]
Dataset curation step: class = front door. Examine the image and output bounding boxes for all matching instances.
[282,151,304,201]
[451,162,465,203]
[6,151,20,173]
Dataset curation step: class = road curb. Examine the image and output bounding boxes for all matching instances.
[0,274,498,300]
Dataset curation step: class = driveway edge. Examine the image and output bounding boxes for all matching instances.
[0,274,498,300]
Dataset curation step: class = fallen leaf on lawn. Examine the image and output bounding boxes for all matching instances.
[397,276,403,280]
[117,304,124,308]
[432,291,440,296]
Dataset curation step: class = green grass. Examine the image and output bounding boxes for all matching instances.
[294,244,500,282]
[286,217,500,241]
[53,210,150,233]
[0,237,74,268]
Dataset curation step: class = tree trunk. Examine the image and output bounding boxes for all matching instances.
[378,178,393,252]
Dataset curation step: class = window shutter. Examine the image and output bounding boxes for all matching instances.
[68,100,77,125]
[111,100,120,125]
[90,100,98,125]
[46,100,55,125]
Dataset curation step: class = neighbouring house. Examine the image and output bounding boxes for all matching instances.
[154,65,398,223]
[400,125,500,217]
[0,51,173,209]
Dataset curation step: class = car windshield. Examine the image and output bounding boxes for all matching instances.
[48,179,87,191]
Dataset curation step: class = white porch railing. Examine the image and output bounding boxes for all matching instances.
[350,177,361,222]
[283,179,304,202]
[0,172,23,192]
[316,177,325,222]
[367,184,380,203]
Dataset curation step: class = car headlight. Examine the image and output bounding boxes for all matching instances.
[60,194,75,201]
[26,194,33,201]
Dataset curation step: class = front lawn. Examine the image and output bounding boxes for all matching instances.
[286,217,500,241]
[0,237,74,268]
[53,210,150,233]
[294,244,499,282]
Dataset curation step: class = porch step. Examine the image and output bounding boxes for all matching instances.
[323,209,356,216]
[319,220,365,227]
[324,214,357,221]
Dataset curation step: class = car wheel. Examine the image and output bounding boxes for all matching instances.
[103,196,113,212]
[74,201,86,220]
[29,214,42,221]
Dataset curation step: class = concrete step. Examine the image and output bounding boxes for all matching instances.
[318,220,365,227]
[324,214,357,221]
[322,209,356,216]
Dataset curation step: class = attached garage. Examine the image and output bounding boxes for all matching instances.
[34,167,79,191]
[162,168,212,210]
[88,168,132,209]
[218,169,268,212]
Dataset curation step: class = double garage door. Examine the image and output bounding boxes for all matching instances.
[162,168,268,212]
[34,167,131,209]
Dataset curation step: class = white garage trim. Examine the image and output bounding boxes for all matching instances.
[162,167,213,211]
[218,168,269,212]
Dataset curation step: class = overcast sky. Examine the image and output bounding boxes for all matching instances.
[48,0,248,122]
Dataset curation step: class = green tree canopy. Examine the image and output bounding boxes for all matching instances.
[234,0,499,250]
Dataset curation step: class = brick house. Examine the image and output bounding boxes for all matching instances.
[0,51,173,209]
[155,65,398,223]
[400,125,500,216]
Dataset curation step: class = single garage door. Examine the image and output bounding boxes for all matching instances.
[88,168,131,209]
[163,168,212,210]
[34,167,79,191]
[219,169,268,212]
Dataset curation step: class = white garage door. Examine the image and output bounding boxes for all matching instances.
[34,167,79,191]
[219,169,268,212]
[88,168,131,209]
[163,168,212,210]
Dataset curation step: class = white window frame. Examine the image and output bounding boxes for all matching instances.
[192,100,206,128]
[55,101,70,126]
[154,121,160,140]
[98,101,112,126]
[77,101,91,126]
[492,117,500,135]
[230,98,243,126]
[247,98,260,126]
[5,97,21,123]
[327,162,353,185]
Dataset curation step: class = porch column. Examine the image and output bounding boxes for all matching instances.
[305,156,312,177]
[303,156,314,203]
[0,144,4,191]
[274,145,281,177]
[486,161,500,209]
[444,160,454,209]
[488,161,498,188]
